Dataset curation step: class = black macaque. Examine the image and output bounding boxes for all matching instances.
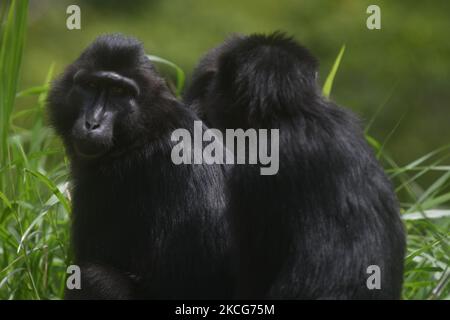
[184,32,406,299]
[47,34,233,299]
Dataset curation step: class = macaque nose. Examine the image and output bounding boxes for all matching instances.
[85,120,101,131]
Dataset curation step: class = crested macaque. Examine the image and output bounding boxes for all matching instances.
[184,33,405,299]
[47,34,232,299]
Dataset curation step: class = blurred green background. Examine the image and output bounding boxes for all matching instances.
[1,0,449,300]
[22,0,450,166]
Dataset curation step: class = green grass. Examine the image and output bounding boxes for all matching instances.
[0,1,449,300]
[322,44,345,99]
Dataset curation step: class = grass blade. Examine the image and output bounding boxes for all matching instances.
[147,54,185,97]
[322,44,345,98]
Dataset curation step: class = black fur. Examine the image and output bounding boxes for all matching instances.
[184,32,406,299]
[48,34,232,299]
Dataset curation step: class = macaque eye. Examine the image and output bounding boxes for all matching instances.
[87,81,97,89]
[110,86,125,95]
